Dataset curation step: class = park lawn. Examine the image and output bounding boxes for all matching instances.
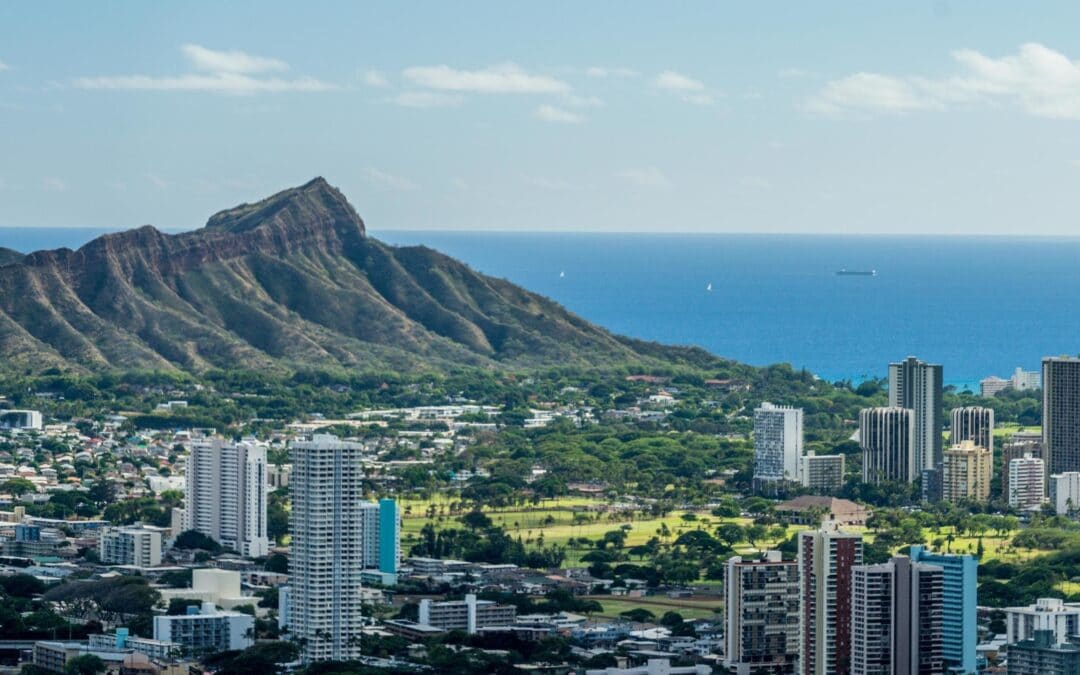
[993,424,1041,438]
[916,527,1051,563]
[1057,580,1080,596]
[398,494,792,568]
[586,595,723,622]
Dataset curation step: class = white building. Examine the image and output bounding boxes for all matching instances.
[418,593,517,634]
[0,409,42,430]
[585,660,711,675]
[289,434,366,663]
[153,602,254,656]
[157,568,252,610]
[724,551,799,674]
[860,407,917,484]
[99,525,163,567]
[950,406,995,456]
[1005,598,1080,645]
[1050,472,1080,516]
[1008,453,1046,510]
[358,500,402,574]
[753,403,804,485]
[980,376,1010,398]
[182,439,269,557]
[800,453,845,492]
[1011,367,1041,391]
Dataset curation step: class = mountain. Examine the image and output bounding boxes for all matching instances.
[0,178,720,374]
[0,248,23,266]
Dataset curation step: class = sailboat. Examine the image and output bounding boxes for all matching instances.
[706,282,712,292]
[559,271,565,279]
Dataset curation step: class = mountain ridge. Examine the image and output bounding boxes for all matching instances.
[0,179,722,374]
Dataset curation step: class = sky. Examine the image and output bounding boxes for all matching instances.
[4,2,1080,235]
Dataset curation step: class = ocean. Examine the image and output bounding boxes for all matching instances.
[1,227,1075,387]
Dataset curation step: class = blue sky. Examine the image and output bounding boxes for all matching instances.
[4,2,1080,234]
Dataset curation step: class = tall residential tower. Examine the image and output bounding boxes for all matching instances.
[753,403,804,487]
[289,434,366,663]
[1043,357,1080,476]
[183,440,269,557]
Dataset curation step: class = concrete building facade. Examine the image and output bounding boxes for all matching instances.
[289,434,366,663]
[860,407,917,484]
[183,439,269,557]
[798,522,863,675]
[753,403,804,486]
[724,551,799,675]
[942,441,993,504]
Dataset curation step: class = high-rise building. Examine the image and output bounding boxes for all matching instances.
[942,441,993,504]
[859,407,917,484]
[1050,472,1080,516]
[358,499,402,575]
[753,403,804,486]
[1007,630,1080,675]
[1043,357,1080,476]
[183,439,269,557]
[1006,598,1080,645]
[909,546,978,674]
[851,556,943,675]
[1009,454,1046,510]
[1002,438,1043,501]
[724,551,800,675]
[799,521,863,675]
[889,356,944,474]
[378,499,400,575]
[1011,367,1042,391]
[951,406,995,457]
[800,453,845,492]
[980,375,1010,398]
[289,434,366,663]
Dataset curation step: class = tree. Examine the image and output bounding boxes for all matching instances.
[619,608,656,623]
[64,655,105,675]
[265,552,289,574]
[1,477,36,497]
[173,529,222,552]
[460,510,493,531]
[0,573,45,598]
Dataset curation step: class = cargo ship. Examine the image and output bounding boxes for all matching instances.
[836,269,876,276]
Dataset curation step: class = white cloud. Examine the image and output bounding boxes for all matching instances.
[616,167,670,189]
[522,175,584,191]
[146,173,168,189]
[653,70,715,105]
[362,69,389,87]
[654,70,706,92]
[0,60,8,72]
[390,91,463,108]
[403,62,569,94]
[181,44,287,74]
[534,104,583,124]
[41,177,68,192]
[806,72,941,115]
[74,45,335,94]
[360,167,418,191]
[585,66,638,78]
[808,43,1080,120]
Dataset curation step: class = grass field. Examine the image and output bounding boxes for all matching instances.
[993,423,1041,438]
[398,495,790,566]
[587,595,723,621]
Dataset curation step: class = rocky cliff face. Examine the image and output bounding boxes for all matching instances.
[0,178,710,373]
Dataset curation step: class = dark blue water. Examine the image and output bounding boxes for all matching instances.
[1,228,1073,386]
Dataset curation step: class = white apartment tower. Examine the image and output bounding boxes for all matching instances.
[184,439,269,557]
[289,434,366,663]
[1009,453,1046,510]
[753,403,804,485]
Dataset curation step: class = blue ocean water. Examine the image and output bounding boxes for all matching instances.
[1,227,1074,386]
